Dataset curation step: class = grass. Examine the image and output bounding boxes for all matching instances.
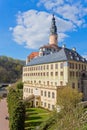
[25,107,50,130]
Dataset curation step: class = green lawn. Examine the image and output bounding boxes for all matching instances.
[25,107,50,130]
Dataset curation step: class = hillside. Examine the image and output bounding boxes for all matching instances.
[0,56,25,83]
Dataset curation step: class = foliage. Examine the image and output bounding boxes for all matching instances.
[7,87,25,130]
[16,81,23,89]
[39,87,87,130]
[0,56,25,83]
[57,87,82,112]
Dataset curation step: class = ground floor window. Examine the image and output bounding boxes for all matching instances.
[52,105,55,109]
[44,102,46,107]
[36,101,38,106]
[48,104,50,109]
[72,82,75,89]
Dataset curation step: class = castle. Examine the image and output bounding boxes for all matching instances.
[23,15,87,110]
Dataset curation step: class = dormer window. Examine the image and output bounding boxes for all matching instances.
[77,57,79,61]
[69,52,72,55]
[75,53,77,56]
[43,48,46,51]
[71,56,73,59]
[39,48,42,52]
[82,58,85,62]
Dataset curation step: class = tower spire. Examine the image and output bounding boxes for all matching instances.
[49,14,58,46]
[50,14,57,35]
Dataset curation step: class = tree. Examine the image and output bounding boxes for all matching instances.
[57,87,82,112]
[39,87,87,130]
[7,88,25,130]
[16,81,23,89]
[11,101,25,130]
[52,87,85,130]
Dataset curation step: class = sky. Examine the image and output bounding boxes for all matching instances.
[0,0,87,60]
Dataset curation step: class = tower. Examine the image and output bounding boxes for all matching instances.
[49,14,58,46]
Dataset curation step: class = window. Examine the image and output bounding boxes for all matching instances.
[72,82,75,89]
[60,81,63,86]
[84,65,86,70]
[76,71,78,77]
[43,82,45,85]
[44,65,45,70]
[70,71,72,77]
[69,63,74,69]
[41,73,42,76]
[55,72,58,76]
[41,66,42,70]
[47,65,49,69]
[72,63,74,69]
[48,104,50,108]
[36,101,38,106]
[41,90,43,96]
[44,91,46,97]
[52,92,55,98]
[78,83,80,88]
[51,72,53,76]
[52,105,54,109]
[31,89,33,93]
[44,102,46,107]
[39,81,41,84]
[70,71,75,77]
[72,71,75,77]
[47,81,49,85]
[43,72,45,76]
[82,64,83,70]
[51,64,53,69]
[60,71,63,76]
[28,67,29,71]
[76,64,78,69]
[60,63,63,68]
[41,102,43,106]
[47,72,49,76]
[79,64,80,69]
[48,92,50,98]
[51,82,53,85]
[55,64,58,69]
[29,88,30,93]
[55,82,57,86]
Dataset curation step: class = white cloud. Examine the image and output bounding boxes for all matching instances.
[10,10,75,49]
[10,0,87,49]
[38,0,87,27]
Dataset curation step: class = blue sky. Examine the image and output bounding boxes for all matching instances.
[0,0,87,60]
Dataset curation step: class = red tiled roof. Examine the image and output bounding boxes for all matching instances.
[28,52,39,61]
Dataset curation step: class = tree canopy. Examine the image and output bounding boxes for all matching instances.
[39,87,87,130]
[0,56,25,83]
